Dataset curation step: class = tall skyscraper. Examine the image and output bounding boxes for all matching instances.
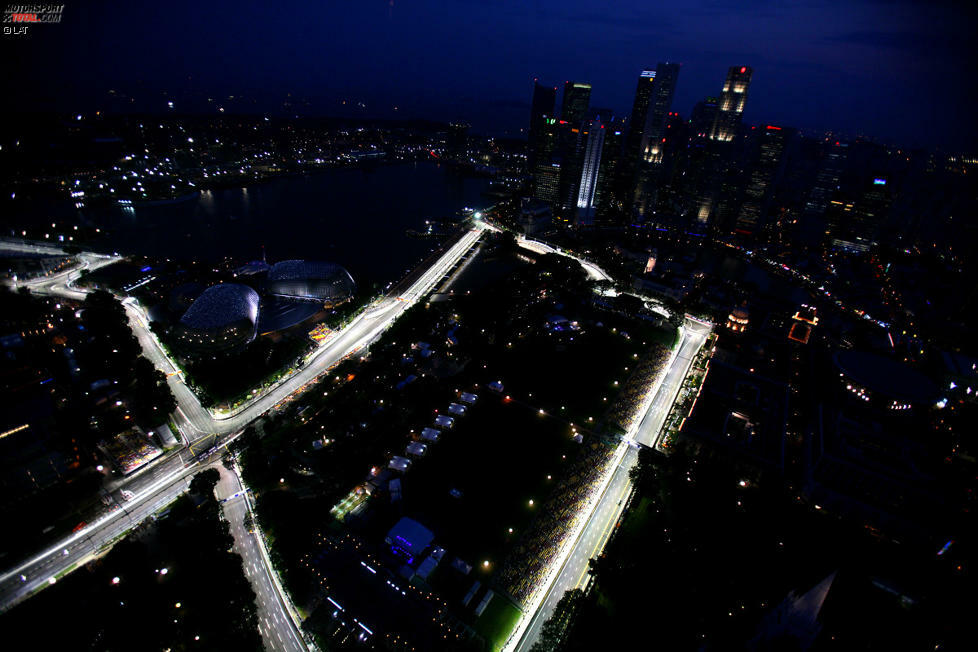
[528,81,557,168]
[560,81,592,126]
[575,120,607,225]
[640,62,681,164]
[534,161,561,205]
[690,96,719,139]
[626,63,681,219]
[573,116,624,225]
[804,139,848,221]
[622,69,657,179]
[735,125,788,233]
[825,176,892,252]
[709,66,752,142]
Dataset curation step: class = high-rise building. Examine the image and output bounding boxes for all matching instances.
[690,96,719,140]
[825,176,892,252]
[709,66,752,143]
[624,64,680,219]
[575,120,607,226]
[549,82,592,218]
[528,81,557,168]
[572,117,624,225]
[735,125,788,233]
[560,81,592,126]
[596,119,625,218]
[804,139,848,220]
[622,69,657,178]
[534,161,561,205]
[640,62,681,164]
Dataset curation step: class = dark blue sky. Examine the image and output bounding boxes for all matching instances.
[3,0,975,150]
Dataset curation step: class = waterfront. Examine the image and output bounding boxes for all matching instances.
[6,162,488,287]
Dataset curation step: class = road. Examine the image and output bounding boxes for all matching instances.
[514,235,612,282]
[0,459,197,610]
[1,228,675,648]
[216,465,306,652]
[15,227,486,442]
[0,227,485,614]
[510,318,710,652]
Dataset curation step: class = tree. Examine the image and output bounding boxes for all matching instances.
[189,468,221,500]
[530,589,584,652]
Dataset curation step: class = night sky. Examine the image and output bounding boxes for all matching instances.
[3,0,975,150]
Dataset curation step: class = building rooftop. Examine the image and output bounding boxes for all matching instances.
[835,350,940,404]
[386,517,435,562]
[179,283,260,330]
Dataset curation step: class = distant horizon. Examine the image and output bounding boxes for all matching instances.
[2,1,975,153]
[2,97,959,156]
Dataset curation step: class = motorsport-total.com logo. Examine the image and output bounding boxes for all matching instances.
[3,3,63,36]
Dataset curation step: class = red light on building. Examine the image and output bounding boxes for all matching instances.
[766,125,782,130]
[740,66,747,73]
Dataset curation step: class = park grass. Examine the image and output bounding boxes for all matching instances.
[475,593,523,652]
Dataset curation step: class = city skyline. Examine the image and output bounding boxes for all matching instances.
[0,3,973,650]
[2,1,975,151]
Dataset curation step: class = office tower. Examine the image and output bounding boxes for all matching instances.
[622,69,657,181]
[690,96,719,139]
[640,62,680,164]
[573,117,624,224]
[534,161,561,205]
[596,119,625,218]
[709,66,752,142]
[735,125,788,233]
[549,82,592,218]
[528,81,557,168]
[624,64,680,219]
[825,176,891,252]
[575,120,607,225]
[645,112,689,222]
[804,139,848,220]
[531,114,560,204]
[560,81,592,125]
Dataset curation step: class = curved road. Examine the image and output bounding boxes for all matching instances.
[0,226,485,619]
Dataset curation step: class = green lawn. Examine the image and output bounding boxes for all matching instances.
[475,593,523,651]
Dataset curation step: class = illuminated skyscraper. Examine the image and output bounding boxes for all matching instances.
[622,69,657,181]
[575,120,607,225]
[560,81,592,126]
[534,161,561,205]
[573,117,623,225]
[640,62,681,164]
[709,66,752,142]
[690,96,719,139]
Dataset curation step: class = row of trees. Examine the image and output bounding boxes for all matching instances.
[81,289,176,430]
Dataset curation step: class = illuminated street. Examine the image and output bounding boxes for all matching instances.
[511,317,710,652]
[0,225,485,613]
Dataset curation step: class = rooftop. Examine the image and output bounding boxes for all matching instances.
[179,283,260,330]
[835,351,940,404]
